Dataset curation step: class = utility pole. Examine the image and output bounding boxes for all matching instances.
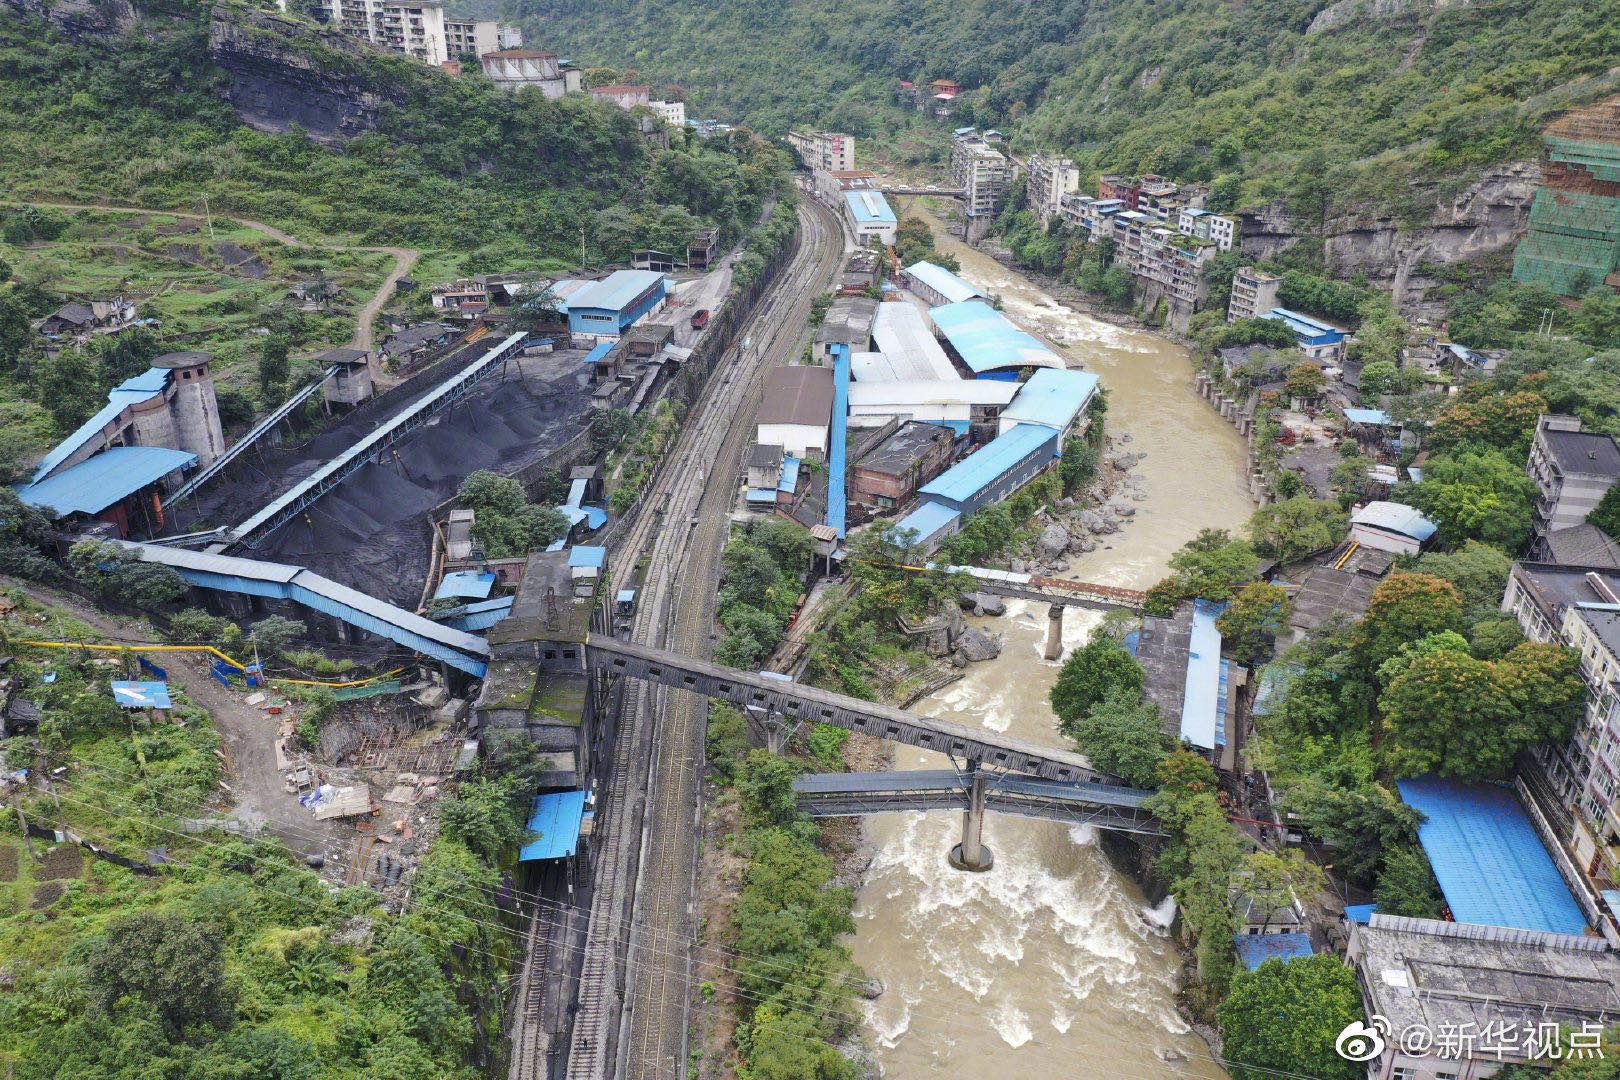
[200,193,216,242]
[580,225,588,268]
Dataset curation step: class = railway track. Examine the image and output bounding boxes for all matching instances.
[508,196,844,1080]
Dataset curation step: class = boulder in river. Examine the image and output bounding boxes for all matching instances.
[1038,523,1071,558]
[954,626,1003,662]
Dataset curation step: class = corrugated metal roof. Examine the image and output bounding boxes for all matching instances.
[568,545,606,569]
[919,423,1057,505]
[1233,932,1314,971]
[567,270,665,313]
[1263,308,1346,344]
[1181,599,1225,751]
[828,345,849,537]
[848,380,1019,408]
[520,789,587,860]
[1351,501,1437,542]
[435,570,496,600]
[930,300,1065,374]
[892,500,960,544]
[868,303,960,382]
[1397,776,1588,935]
[18,446,197,516]
[778,455,801,494]
[999,368,1100,433]
[903,261,984,306]
[32,381,166,482]
[584,341,614,364]
[843,190,896,225]
[1343,407,1393,425]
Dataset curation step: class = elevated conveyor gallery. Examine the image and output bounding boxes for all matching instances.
[119,542,489,676]
[792,770,1164,835]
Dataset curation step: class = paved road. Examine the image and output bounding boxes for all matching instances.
[8,198,417,352]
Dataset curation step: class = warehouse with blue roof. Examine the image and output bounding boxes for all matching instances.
[1261,307,1348,363]
[930,300,1066,379]
[996,368,1100,439]
[842,190,897,244]
[565,269,669,340]
[901,261,985,308]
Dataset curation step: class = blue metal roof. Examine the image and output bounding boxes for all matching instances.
[746,488,778,503]
[1233,932,1314,971]
[1344,903,1377,924]
[920,423,1057,506]
[1001,368,1100,433]
[569,545,606,569]
[843,190,897,225]
[19,446,197,517]
[1397,775,1588,935]
[440,595,515,633]
[568,270,666,313]
[559,504,608,531]
[584,341,615,364]
[1181,599,1226,751]
[778,455,802,495]
[111,680,172,709]
[1352,500,1438,542]
[1343,407,1393,425]
[930,300,1065,373]
[1263,308,1346,346]
[519,789,588,861]
[904,261,983,305]
[435,570,496,601]
[828,345,849,537]
[892,500,960,546]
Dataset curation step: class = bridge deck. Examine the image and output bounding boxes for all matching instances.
[587,635,1105,782]
[792,770,1163,835]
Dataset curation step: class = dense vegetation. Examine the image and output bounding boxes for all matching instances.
[504,0,1619,215]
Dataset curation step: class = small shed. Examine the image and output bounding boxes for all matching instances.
[110,681,172,710]
[1233,932,1315,971]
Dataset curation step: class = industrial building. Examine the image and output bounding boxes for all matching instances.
[930,300,1065,378]
[1347,501,1437,556]
[479,50,581,96]
[862,303,959,383]
[18,351,226,533]
[755,366,835,458]
[814,295,878,359]
[889,421,1060,551]
[850,422,956,509]
[994,367,1100,441]
[1348,914,1620,1080]
[1513,98,1620,297]
[563,270,668,340]
[318,347,381,407]
[899,261,985,308]
[588,84,651,110]
[1259,307,1348,363]
[846,380,1017,432]
[1226,267,1284,322]
[785,130,856,173]
[1131,599,1238,768]
[1527,414,1620,548]
[842,190,897,245]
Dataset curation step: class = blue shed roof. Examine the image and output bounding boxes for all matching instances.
[519,789,588,861]
[1343,407,1393,426]
[892,500,960,546]
[778,455,802,494]
[435,570,496,601]
[111,680,172,709]
[18,446,197,517]
[569,545,606,569]
[568,270,666,313]
[904,261,984,305]
[1233,932,1314,971]
[828,344,850,538]
[32,378,167,483]
[584,341,615,364]
[920,423,1057,506]
[1397,775,1588,935]
[1001,368,1100,433]
[930,300,1065,373]
[1263,308,1347,346]
[1344,903,1377,924]
[844,190,896,225]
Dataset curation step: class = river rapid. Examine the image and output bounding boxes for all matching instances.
[849,206,1252,1078]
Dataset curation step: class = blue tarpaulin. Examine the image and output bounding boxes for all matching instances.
[1344,904,1377,924]
[435,570,496,601]
[1234,932,1314,971]
[111,681,172,709]
[1397,775,1588,934]
[519,790,588,861]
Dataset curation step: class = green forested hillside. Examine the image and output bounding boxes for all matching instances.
[502,0,1619,213]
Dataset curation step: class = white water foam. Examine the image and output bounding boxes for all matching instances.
[1143,895,1178,930]
[991,1001,1034,1048]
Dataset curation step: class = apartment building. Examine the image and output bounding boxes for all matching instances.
[1178,207,1236,251]
[327,0,520,66]
[786,131,856,173]
[950,129,1014,222]
[649,99,686,127]
[1025,155,1081,227]
[1227,266,1283,322]
[1528,414,1620,548]
[479,50,581,96]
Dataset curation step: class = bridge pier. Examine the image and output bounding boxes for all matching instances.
[1044,604,1064,662]
[948,768,994,872]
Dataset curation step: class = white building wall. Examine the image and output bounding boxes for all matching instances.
[757,421,829,458]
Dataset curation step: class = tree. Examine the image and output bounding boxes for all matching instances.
[0,399,56,484]
[249,614,307,655]
[68,539,188,608]
[34,346,102,431]
[1066,691,1167,787]
[1428,387,1549,454]
[1279,778,1423,884]
[1050,637,1145,731]
[1589,485,1620,541]
[1355,572,1463,673]
[1399,449,1537,550]
[258,333,291,399]
[1237,848,1326,930]
[1374,844,1445,918]
[1414,540,1514,616]
[0,485,62,580]
[84,911,235,1035]
[438,777,528,859]
[737,750,803,829]
[1284,362,1325,402]
[1217,583,1293,667]
[1247,497,1346,564]
[1218,954,1364,1080]
[1357,359,1404,399]
[1149,529,1262,611]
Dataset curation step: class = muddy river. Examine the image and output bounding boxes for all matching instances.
[849,207,1252,1078]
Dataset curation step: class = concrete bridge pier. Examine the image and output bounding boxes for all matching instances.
[1044,604,1064,661]
[948,766,994,872]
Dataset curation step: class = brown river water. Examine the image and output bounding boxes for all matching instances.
[848,208,1251,1079]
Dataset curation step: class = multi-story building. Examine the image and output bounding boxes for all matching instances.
[589,84,652,110]
[443,18,498,58]
[326,0,520,66]
[1528,414,1620,548]
[950,129,1014,230]
[479,50,581,96]
[1227,266,1283,322]
[649,99,685,128]
[786,131,856,173]
[1178,207,1236,251]
[1025,155,1080,227]
[1098,174,1139,207]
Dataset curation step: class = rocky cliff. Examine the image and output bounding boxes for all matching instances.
[206,10,394,144]
[1240,161,1540,317]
